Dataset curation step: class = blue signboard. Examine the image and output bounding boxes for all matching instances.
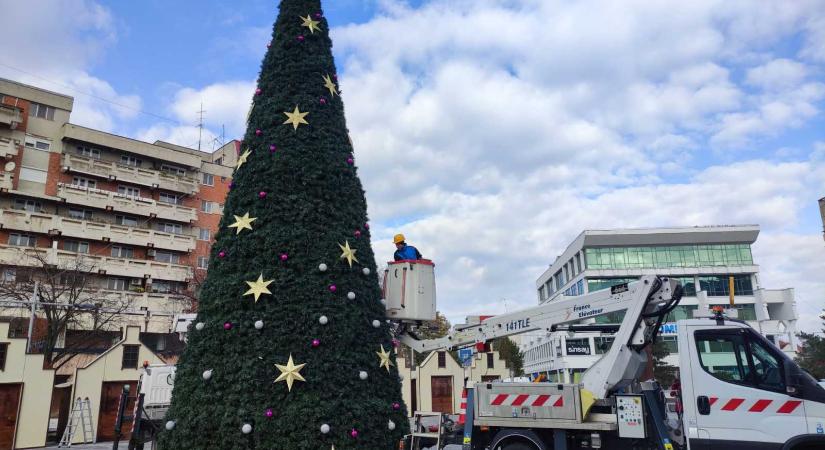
[659,323,678,335]
[458,348,474,367]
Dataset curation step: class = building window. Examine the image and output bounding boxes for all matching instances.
[587,278,638,293]
[120,155,142,167]
[699,275,754,297]
[158,192,182,205]
[198,228,211,241]
[664,305,698,322]
[214,157,223,166]
[24,135,51,151]
[115,215,138,227]
[29,103,55,121]
[594,337,615,355]
[122,345,140,369]
[13,199,41,212]
[159,223,183,235]
[202,173,214,186]
[72,177,97,189]
[486,353,494,369]
[154,251,180,264]
[161,165,186,177]
[0,343,7,371]
[1,268,16,283]
[64,240,89,253]
[201,201,216,213]
[9,233,36,247]
[197,256,209,269]
[111,246,134,259]
[106,277,128,291]
[661,336,679,354]
[19,167,48,183]
[437,351,446,368]
[151,280,182,293]
[76,145,101,159]
[584,244,754,270]
[118,185,141,197]
[68,208,93,220]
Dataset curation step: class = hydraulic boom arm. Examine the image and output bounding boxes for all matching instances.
[398,275,683,399]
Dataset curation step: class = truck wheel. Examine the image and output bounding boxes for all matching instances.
[499,442,535,450]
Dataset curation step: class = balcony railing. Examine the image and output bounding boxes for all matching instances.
[0,209,195,252]
[57,183,197,223]
[0,244,193,282]
[0,104,22,128]
[0,171,12,190]
[62,153,199,194]
[0,137,18,159]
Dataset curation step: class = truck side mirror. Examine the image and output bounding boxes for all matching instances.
[784,363,799,396]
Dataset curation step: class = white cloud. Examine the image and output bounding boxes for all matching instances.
[0,0,142,133]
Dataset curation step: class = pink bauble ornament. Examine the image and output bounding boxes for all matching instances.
[364,223,370,230]
[259,191,267,199]
[255,88,262,96]
[269,144,277,152]
[312,339,320,347]
[265,408,274,418]
[280,253,288,262]
[255,129,262,136]
[392,338,400,348]
[350,429,358,438]
[333,74,338,81]
[297,35,305,42]
[267,41,271,48]
[354,230,361,238]
[347,158,354,165]
[218,251,226,258]
[393,402,401,410]
[223,322,232,330]
[315,12,322,19]
[329,284,337,292]
[229,182,236,189]
[320,98,327,105]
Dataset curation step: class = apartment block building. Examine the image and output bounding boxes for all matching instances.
[0,78,237,344]
[521,226,799,383]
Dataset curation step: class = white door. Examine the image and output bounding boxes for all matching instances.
[683,325,807,449]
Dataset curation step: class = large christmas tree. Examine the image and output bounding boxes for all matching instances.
[159,1,409,448]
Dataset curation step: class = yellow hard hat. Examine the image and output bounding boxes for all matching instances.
[393,234,405,244]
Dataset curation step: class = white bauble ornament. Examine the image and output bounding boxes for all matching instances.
[202,369,213,381]
[165,420,176,430]
[319,315,329,325]
[195,322,204,331]
[362,267,370,275]
[399,374,405,381]
[241,423,252,434]
[319,263,328,272]
[372,320,381,328]
[359,371,368,380]
[320,424,331,434]
[388,420,396,431]
[380,299,386,305]
[347,292,356,300]
[254,320,264,330]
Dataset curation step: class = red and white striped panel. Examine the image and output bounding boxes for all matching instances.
[707,397,802,414]
[458,389,467,425]
[489,393,565,408]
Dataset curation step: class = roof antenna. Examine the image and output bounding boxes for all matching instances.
[196,102,206,151]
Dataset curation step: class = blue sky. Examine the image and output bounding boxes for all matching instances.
[1,0,824,331]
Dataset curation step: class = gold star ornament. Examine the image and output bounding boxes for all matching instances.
[236,149,251,170]
[376,345,394,372]
[244,273,273,302]
[300,15,321,34]
[338,240,359,268]
[275,354,306,391]
[283,106,309,130]
[323,74,338,97]
[228,212,257,235]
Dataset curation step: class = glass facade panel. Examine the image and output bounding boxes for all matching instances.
[665,305,697,322]
[584,244,753,270]
[699,275,754,296]
[587,278,638,293]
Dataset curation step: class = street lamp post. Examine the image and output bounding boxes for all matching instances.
[819,197,824,242]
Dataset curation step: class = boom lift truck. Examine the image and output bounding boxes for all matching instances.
[384,260,825,450]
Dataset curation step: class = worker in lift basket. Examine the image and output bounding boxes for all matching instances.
[393,233,423,261]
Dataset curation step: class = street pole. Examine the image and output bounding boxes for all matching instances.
[26,281,39,353]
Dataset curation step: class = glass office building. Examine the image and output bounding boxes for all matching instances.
[522,226,798,383]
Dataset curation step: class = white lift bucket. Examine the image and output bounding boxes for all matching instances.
[383,260,436,322]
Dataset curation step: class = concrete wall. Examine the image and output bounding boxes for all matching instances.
[69,326,163,443]
[0,322,55,449]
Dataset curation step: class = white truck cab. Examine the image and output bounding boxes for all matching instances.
[679,318,825,449]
